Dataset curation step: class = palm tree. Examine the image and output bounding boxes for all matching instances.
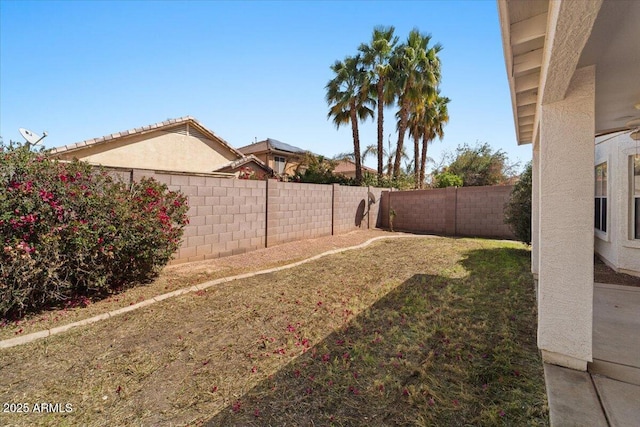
[419,95,450,188]
[359,26,398,182]
[407,101,426,188]
[391,29,442,178]
[326,55,375,185]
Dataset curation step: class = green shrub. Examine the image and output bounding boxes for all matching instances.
[0,140,188,318]
[362,172,414,190]
[504,162,532,244]
[433,171,463,188]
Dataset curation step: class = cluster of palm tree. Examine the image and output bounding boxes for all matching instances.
[326,26,450,188]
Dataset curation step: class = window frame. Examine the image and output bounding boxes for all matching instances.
[595,161,608,235]
[632,155,640,240]
[273,156,286,174]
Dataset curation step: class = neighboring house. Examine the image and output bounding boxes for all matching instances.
[51,116,271,176]
[498,0,640,372]
[215,155,274,178]
[333,159,377,180]
[237,138,309,176]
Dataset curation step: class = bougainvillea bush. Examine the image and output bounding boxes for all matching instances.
[0,140,188,318]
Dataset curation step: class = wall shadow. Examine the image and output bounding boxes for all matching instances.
[204,247,540,426]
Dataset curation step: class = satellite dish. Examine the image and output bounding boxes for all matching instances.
[367,191,377,205]
[19,128,48,146]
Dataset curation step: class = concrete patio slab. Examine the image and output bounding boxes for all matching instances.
[591,283,640,385]
[592,375,640,427]
[544,363,608,427]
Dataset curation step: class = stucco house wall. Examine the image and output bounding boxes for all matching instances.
[51,117,255,175]
[595,132,640,277]
[56,128,238,173]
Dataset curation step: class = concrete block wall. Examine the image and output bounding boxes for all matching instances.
[379,185,515,239]
[137,170,267,263]
[266,181,333,246]
[333,185,367,234]
[455,186,514,238]
[368,187,384,229]
[388,189,448,234]
[102,166,515,266]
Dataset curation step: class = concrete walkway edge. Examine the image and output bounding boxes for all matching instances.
[0,234,429,350]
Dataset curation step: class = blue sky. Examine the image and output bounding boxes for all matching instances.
[0,0,531,172]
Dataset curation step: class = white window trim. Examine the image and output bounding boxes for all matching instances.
[623,148,640,248]
[594,160,609,241]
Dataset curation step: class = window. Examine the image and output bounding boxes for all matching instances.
[274,156,286,174]
[595,162,607,233]
[632,155,640,239]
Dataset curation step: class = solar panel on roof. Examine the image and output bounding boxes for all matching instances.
[267,138,307,154]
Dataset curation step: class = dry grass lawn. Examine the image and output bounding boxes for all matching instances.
[0,237,547,426]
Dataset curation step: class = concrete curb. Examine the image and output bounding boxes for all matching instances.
[0,234,430,350]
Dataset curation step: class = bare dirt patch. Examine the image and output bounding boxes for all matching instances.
[595,257,640,287]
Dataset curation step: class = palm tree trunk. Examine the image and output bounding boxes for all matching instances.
[420,133,429,189]
[350,103,362,185]
[394,94,410,178]
[414,134,420,188]
[377,80,384,182]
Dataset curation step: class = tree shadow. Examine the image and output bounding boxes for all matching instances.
[204,247,544,426]
[355,199,366,227]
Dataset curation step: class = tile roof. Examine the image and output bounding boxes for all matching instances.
[213,154,273,174]
[333,158,377,174]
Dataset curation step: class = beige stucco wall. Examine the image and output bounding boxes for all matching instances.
[531,137,540,280]
[56,130,238,173]
[267,154,303,176]
[595,132,640,277]
[537,66,595,370]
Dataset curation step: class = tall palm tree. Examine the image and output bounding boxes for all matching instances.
[419,95,450,188]
[391,29,442,178]
[407,100,426,188]
[326,55,375,185]
[359,26,398,182]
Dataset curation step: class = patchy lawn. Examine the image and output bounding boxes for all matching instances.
[0,237,547,426]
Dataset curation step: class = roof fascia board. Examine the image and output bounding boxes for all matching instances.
[498,0,523,144]
[187,119,245,158]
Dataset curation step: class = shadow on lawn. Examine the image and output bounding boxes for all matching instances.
[205,247,547,426]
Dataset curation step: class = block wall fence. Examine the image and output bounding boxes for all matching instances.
[107,168,383,264]
[379,186,516,239]
[107,167,514,264]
